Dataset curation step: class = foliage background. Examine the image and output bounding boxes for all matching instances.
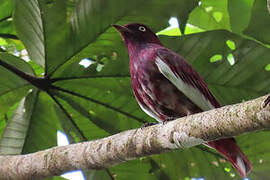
[0,0,270,179]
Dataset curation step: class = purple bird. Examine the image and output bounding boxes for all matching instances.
[113,23,251,177]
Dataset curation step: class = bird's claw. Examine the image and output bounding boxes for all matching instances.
[141,122,158,128]
[162,120,168,125]
[263,96,270,108]
[141,120,168,129]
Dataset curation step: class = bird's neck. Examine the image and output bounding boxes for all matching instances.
[126,42,162,60]
[126,42,143,57]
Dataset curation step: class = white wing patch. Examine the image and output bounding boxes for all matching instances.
[236,155,247,176]
[137,101,162,122]
[155,57,215,111]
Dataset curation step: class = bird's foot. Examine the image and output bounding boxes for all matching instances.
[162,120,168,125]
[141,122,158,128]
[263,96,270,108]
[141,120,169,129]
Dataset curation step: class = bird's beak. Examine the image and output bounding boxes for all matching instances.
[112,24,131,34]
[112,24,132,44]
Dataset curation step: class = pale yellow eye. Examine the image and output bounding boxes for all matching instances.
[138,26,146,32]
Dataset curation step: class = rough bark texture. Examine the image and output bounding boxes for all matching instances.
[0,94,270,180]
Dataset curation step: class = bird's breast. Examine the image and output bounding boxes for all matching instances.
[129,53,202,122]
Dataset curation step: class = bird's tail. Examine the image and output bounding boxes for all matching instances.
[207,138,252,178]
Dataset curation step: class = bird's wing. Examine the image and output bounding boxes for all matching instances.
[155,49,252,178]
[155,49,220,111]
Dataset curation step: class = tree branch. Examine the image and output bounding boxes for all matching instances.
[1,94,270,180]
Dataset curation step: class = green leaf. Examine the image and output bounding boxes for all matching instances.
[54,88,143,136]
[188,0,231,31]
[243,0,270,44]
[0,21,16,37]
[184,24,205,35]
[3,1,270,179]
[53,99,87,142]
[28,60,44,77]
[110,159,157,180]
[0,53,34,93]
[0,1,15,38]
[157,31,270,178]
[157,27,181,36]
[53,95,114,180]
[161,30,270,105]
[69,0,139,59]
[14,0,45,67]
[41,0,71,75]
[174,0,200,34]
[0,53,34,75]
[45,176,68,180]
[22,91,61,153]
[210,54,223,63]
[265,64,270,71]
[228,0,254,33]
[51,0,199,78]
[45,4,270,177]
[69,0,197,59]
[53,92,110,140]
[0,1,14,20]
[0,53,34,115]
[152,148,229,179]
[0,85,31,116]
[0,89,37,155]
[83,169,113,180]
[226,39,236,50]
[51,29,270,179]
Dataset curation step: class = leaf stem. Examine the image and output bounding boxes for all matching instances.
[0,33,18,40]
[0,58,51,91]
[52,86,147,123]
[51,75,130,83]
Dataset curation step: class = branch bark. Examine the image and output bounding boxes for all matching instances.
[1,94,270,180]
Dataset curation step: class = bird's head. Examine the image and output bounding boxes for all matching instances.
[113,23,162,47]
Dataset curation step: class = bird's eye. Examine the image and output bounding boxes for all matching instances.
[138,26,146,32]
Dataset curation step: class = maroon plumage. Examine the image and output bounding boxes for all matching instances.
[113,23,251,177]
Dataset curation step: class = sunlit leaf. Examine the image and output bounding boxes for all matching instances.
[188,0,230,31]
